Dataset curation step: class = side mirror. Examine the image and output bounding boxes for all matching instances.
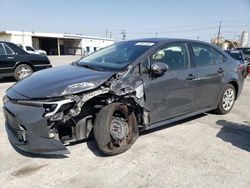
[151,62,169,76]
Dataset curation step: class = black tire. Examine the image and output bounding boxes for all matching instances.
[215,84,236,114]
[94,102,139,156]
[14,64,33,81]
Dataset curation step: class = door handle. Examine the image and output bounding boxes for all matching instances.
[186,74,196,80]
[7,57,14,59]
[217,68,224,73]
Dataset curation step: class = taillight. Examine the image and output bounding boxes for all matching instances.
[247,65,250,74]
[238,64,244,70]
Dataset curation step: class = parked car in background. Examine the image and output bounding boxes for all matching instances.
[0,41,51,80]
[225,50,248,77]
[3,39,244,156]
[236,47,250,62]
[18,45,47,56]
[236,47,250,75]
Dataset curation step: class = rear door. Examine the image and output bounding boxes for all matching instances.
[190,43,225,109]
[142,42,197,124]
[0,43,17,75]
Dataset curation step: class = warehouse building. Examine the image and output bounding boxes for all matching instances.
[0,30,114,56]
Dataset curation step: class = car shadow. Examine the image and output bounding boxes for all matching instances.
[216,120,250,152]
[0,77,16,83]
[68,137,107,157]
[86,139,108,157]
[85,113,208,157]
[85,113,210,157]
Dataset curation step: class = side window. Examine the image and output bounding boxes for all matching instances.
[192,43,214,66]
[3,44,14,55]
[0,44,6,55]
[150,43,190,71]
[213,48,226,64]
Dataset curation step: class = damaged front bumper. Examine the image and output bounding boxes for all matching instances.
[3,91,70,155]
[5,120,69,155]
[3,86,110,155]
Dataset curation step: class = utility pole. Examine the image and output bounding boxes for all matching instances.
[105,28,108,38]
[217,21,222,44]
[121,30,126,40]
[155,32,158,38]
[22,30,24,46]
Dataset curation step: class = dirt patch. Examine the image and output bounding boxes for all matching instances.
[12,164,48,177]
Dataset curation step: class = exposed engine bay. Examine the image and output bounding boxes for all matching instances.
[7,69,148,147]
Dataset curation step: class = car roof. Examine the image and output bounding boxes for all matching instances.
[225,50,241,53]
[0,41,15,45]
[0,41,28,54]
[126,38,211,44]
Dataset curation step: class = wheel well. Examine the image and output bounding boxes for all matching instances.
[81,94,143,125]
[15,62,34,71]
[228,81,238,99]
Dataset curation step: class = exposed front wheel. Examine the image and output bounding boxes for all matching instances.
[14,64,33,81]
[215,84,236,114]
[94,103,139,156]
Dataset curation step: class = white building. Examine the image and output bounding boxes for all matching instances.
[0,30,114,56]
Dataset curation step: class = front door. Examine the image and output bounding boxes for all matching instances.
[141,42,197,124]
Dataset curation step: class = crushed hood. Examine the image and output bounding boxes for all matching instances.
[10,64,114,98]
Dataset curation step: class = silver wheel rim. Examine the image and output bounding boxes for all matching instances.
[222,88,235,111]
[17,66,32,79]
[110,117,129,142]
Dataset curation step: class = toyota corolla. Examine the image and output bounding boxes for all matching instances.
[3,38,244,155]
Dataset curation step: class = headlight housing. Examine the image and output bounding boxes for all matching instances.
[61,82,96,95]
[17,97,77,117]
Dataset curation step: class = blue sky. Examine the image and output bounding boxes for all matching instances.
[0,0,249,42]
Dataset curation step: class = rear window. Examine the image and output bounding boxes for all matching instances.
[191,43,214,66]
[0,44,6,55]
[26,46,35,51]
[3,44,14,55]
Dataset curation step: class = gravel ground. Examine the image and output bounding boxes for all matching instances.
[0,59,249,188]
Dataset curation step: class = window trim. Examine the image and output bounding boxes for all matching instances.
[26,46,35,52]
[2,43,15,55]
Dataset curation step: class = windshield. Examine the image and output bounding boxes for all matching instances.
[76,41,155,71]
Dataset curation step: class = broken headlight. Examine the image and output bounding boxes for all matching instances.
[17,96,78,117]
[61,82,96,95]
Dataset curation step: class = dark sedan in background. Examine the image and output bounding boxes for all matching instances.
[225,50,249,76]
[237,47,250,62]
[0,41,51,80]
